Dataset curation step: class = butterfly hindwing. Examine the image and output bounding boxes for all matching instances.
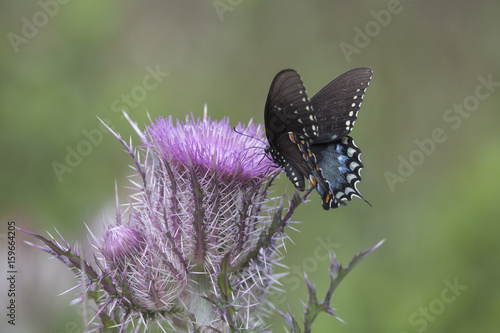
[268,133,307,190]
[309,136,364,209]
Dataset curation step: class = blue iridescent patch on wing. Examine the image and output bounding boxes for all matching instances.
[309,136,364,209]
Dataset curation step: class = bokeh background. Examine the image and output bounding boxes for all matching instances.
[1,1,499,332]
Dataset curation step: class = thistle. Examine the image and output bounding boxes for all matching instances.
[23,107,382,332]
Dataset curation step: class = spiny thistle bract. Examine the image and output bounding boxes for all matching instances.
[23,108,382,332]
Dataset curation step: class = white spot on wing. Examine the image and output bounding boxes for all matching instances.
[350,161,360,169]
[346,174,356,183]
[345,187,355,195]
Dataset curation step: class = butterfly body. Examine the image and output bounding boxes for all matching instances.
[264,68,372,210]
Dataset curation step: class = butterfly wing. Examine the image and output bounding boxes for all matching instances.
[264,69,319,191]
[264,69,318,148]
[310,67,373,143]
[273,134,308,190]
[309,136,365,209]
[276,133,333,196]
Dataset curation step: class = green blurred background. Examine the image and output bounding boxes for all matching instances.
[1,1,499,332]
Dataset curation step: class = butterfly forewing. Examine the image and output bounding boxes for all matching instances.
[264,69,318,147]
[310,67,373,143]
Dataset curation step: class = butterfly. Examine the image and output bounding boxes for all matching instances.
[264,68,372,210]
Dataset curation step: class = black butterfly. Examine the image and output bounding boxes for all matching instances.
[264,68,372,210]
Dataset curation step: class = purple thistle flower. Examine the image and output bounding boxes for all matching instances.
[95,109,290,330]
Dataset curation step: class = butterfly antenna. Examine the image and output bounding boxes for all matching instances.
[236,149,273,170]
[232,126,272,161]
[232,126,279,172]
[233,126,268,146]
